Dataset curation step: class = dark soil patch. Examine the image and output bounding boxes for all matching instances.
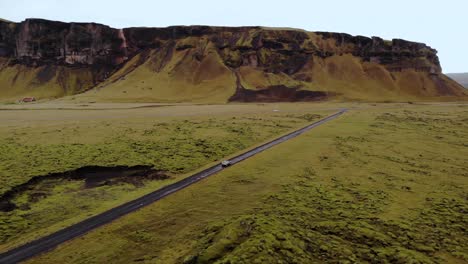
[0,165,169,212]
[229,85,329,102]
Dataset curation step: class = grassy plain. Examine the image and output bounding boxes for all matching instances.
[0,103,334,252]
[23,103,468,264]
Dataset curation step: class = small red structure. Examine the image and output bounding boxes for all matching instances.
[19,97,36,103]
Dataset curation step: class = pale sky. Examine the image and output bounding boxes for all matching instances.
[1,0,466,73]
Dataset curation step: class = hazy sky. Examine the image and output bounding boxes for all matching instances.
[1,0,466,72]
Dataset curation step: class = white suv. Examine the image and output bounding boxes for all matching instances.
[221,160,232,167]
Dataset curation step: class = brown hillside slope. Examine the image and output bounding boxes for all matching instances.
[0,19,466,102]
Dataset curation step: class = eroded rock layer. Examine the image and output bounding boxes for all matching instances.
[0,19,466,101]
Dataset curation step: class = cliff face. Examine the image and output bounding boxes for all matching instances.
[0,19,465,102]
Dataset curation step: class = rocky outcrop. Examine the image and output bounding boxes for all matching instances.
[1,19,126,66]
[0,18,465,101]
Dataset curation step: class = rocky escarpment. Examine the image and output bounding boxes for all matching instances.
[0,18,465,102]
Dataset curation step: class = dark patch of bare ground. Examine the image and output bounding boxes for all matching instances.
[229,85,330,102]
[0,165,169,212]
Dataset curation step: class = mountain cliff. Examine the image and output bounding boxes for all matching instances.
[0,18,466,102]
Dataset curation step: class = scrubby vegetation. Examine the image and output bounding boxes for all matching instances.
[0,104,328,252]
[26,104,467,264]
[181,106,468,264]
[0,114,312,193]
[183,175,466,263]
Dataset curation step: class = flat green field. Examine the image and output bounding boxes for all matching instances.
[0,103,335,252]
[16,103,468,264]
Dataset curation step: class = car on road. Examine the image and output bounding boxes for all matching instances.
[221,160,231,167]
